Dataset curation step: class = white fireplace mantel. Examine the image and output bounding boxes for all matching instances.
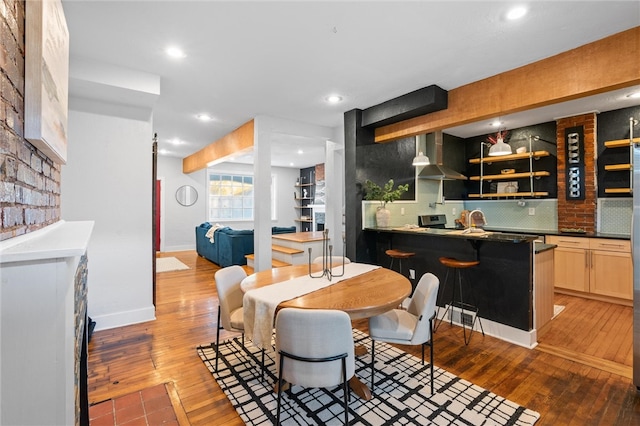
[0,220,94,425]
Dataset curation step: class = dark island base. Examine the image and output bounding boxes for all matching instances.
[363,230,533,333]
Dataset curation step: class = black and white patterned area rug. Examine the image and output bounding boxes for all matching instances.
[197,330,540,425]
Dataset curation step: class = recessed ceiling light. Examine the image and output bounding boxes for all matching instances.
[490,120,503,127]
[169,138,182,145]
[297,150,303,155]
[196,113,213,121]
[158,149,169,155]
[506,6,527,20]
[326,95,343,104]
[626,91,640,99]
[289,162,294,167]
[165,46,186,59]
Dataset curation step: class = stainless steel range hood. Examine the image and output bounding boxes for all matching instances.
[418,164,468,180]
[417,131,467,180]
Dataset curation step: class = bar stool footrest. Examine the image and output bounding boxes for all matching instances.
[450,301,479,314]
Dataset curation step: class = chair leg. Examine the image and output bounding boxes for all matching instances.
[215,305,221,372]
[342,358,349,426]
[370,340,376,393]
[276,355,285,425]
[261,349,265,382]
[429,317,434,395]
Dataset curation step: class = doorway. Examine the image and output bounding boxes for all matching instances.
[155,179,161,251]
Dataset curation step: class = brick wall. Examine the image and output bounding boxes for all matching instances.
[556,113,597,232]
[0,0,61,241]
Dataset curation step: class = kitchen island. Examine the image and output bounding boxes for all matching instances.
[363,226,555,348]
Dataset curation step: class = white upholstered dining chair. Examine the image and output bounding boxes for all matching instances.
[312,255,351,266]
[214,265,264,379]
[275,308,355,426]
[368,272,440,395]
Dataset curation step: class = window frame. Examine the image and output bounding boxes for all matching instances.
[206,170,276,222]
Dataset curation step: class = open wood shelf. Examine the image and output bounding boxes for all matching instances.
[468,191,549,198]
[604,164,631,171]
[469,171,550,181]
[604,138,640,148]
[468,150,550,164]
[604,188,632,194]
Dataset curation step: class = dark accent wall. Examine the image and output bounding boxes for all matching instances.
[597,105,640,197]
[439,132,467,200]
[0,0,61,240]
[464,122,558,198]
[345,86,449,262]
[355,136,416,198]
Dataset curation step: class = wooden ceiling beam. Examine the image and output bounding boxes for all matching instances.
[182,119,254,174]
[375,26,640,143]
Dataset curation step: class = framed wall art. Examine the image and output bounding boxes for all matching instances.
[25,0,69,164]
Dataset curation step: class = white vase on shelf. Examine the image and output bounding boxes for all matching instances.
[376,206,391,228]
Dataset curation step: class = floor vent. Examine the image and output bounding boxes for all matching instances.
[448,305,476,327]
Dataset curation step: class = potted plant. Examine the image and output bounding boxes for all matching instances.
[364,179,409,227]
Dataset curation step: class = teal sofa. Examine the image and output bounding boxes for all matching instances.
[195,223,295,267]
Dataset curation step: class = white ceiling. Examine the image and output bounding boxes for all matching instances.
[62,1,640,169]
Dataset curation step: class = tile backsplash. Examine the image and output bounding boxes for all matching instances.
[597,198,631,236]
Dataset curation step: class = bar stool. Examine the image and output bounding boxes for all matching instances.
[385,249,415,278]
[435,256,485,345]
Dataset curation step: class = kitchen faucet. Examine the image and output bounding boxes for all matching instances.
[463,209,487,233]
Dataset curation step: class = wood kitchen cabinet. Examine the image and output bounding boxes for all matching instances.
[546,235,632,305]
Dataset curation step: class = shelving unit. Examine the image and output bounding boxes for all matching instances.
[468,148,551,199]
[469,171,550,181]
[294,183,314,230]
[601,122,638,194]
[468,150,550,164]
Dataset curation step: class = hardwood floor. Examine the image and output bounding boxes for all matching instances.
[88,250,640,425]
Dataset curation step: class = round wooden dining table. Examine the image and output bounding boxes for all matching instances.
[240,263,412,400]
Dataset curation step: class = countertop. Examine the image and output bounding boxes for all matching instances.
[534,242,556,254]
[482,226,630,241]
[365,226,539,243]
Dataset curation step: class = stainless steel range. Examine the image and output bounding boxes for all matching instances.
[418,214,447,229]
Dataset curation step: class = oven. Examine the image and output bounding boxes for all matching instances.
[418,214,447,229]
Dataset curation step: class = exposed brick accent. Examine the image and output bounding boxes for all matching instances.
[0,0,60,240]
[556,113,597,233]
[315,163,325,181]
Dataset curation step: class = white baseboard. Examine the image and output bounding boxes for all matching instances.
[436,306,537,349]
[161,244,195,253]
[90,305,156,332]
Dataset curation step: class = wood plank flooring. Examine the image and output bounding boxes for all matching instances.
[88,251,640,425]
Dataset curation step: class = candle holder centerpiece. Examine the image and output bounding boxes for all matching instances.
[308,228,346,281]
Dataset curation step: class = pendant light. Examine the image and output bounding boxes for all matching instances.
[412,152,430,166]
[488,139,512,156]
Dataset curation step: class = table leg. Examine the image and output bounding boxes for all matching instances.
[348,376,372,401]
